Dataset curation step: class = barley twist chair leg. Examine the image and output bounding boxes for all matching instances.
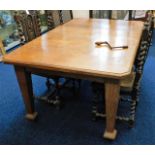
[129,100,137,127]
[91,83,101,121]
[46,78,52,90]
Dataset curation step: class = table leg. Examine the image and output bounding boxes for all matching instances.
[14,66,37,120]
[103,79,120,140]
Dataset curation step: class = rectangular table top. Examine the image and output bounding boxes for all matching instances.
[3,19,144,79]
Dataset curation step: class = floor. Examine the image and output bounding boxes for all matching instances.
[0,32,155,144]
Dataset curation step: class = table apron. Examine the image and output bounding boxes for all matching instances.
[26,66,120,83]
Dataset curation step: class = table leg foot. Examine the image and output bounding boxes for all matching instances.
[103,129,117,140]
[25,112,38,120]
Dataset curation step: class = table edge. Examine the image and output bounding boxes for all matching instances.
[3,58,132,79]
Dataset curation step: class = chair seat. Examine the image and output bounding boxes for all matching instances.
[91,71,136,92]
[120,72,136,92]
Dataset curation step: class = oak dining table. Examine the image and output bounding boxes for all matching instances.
[3,18,144,140]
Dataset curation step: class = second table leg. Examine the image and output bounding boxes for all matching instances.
[103,79,120,140]
[14,66,38,120]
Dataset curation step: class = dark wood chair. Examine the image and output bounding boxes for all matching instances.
[45,10,73,28]
[14,11,41,45]
[45,10,60,29]
[91,23,150,126]
[59,10,81,89]
[146,12,154,46]
[130,11,154,46]
[44,10,64,92]
[59,10,73,24]
[37,10,78,109]
[89,10,129,20]
[90,10,112,19]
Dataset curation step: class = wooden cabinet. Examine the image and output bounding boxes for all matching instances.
[0,11,20,51]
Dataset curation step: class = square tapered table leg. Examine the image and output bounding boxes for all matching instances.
[14,66,37,121]
[103,79,120,140]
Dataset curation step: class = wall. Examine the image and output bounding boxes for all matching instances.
[72,10,89,18]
